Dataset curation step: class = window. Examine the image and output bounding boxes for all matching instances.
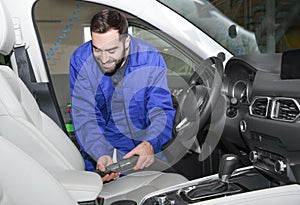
[128,26,195,79]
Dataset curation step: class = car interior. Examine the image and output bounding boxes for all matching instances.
[1,0,300,205]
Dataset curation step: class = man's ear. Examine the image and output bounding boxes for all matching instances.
[125,35,130,49]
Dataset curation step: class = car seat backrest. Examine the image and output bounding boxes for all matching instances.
[0,136,78,205]
[0,65,42,128]
[0,65,82,170]
[0,0,85,171]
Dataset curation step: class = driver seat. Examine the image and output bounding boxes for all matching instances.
[0,1,187,204]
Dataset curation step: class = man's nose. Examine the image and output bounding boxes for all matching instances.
[100,51,109,64]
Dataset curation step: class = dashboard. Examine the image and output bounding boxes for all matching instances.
[223,51,300,183]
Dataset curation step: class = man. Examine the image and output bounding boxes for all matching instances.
[70,9,175,182]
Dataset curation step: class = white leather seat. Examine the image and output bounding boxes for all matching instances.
[0,1,187,204]
[0,136,79,205]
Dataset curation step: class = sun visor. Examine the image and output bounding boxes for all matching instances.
[280,49,300,79]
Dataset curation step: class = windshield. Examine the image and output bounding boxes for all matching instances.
[158,0,300,56]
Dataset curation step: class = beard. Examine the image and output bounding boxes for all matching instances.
[95,56,125,76]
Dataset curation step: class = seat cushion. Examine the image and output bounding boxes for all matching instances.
[101,171,188,204]
[0,136,78,205]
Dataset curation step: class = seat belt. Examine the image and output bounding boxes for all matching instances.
[13,17,36,92]
[11,18,68,134]
[14,46,36,92]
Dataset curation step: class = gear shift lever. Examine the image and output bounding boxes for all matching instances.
[218,154,239,183]
[185,154,240,199]
[185,154,241,202]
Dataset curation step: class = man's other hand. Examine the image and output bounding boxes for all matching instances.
[97,155,120,182]
[123,141,155,170]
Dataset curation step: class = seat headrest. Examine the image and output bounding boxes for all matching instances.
[0,1,15,56]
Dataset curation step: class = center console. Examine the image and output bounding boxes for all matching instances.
[139,154,269,205]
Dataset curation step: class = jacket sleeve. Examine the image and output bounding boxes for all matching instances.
[144,52,175,153]
[69,53,114,161]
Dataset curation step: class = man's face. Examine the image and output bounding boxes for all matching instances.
[91,29,127,74]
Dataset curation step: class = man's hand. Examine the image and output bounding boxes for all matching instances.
[97,155,120,182]
[123,141,155,170]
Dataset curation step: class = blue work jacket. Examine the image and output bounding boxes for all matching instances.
[70,36,175,170]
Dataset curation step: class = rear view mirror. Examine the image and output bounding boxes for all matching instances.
[228,24,237,39]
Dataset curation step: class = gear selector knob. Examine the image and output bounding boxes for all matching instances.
[218,154,239,183]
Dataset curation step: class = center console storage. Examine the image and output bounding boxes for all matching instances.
[141,182,300,205]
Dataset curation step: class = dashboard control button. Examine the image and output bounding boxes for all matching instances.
[274,160,287,173]
[239,120,247,133]
[154,194,169,205]
[249,151,259,163]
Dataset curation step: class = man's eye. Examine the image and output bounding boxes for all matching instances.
[108,50,116,54]
[94,49,101,53]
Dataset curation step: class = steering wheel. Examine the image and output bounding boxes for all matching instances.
[164,56,224,165]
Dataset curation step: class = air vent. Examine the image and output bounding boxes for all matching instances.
[271,98,300,122]
[249,97,270,118]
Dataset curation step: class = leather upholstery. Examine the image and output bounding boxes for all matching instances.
[0,65,103,202]
[0,65,85,171]
[0,136,78,205]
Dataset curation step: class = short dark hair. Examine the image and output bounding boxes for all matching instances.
[90,9,128,39]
